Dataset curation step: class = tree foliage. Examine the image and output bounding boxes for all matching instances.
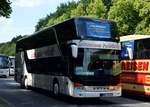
[0,35,23,56]
[108,0,139,35]
[35,0,150,36]
[0,42,15,56]
[134,0,150,34]
[87,0,106,18]
[0,0,12,18]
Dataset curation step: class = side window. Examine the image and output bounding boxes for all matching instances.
[56,20,76,43]
[136,40,143,59]
[35,28,56,47]
[22,28,56,51]
[121,41,134,59]
[136,39,150,59]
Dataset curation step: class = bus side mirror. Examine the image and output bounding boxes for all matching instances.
[127,47,133,60]
[71,44,78,58]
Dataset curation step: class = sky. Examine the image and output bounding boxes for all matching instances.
[0,0,78,43]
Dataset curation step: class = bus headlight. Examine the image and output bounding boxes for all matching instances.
[74,83,84,90]
[109,86,121,91]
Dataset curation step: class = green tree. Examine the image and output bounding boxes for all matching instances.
[87,0,106,18]
[35,15,50,31]
[0,42,15,56]
[0,0,12,18]
[34,0,150,35]
[71,2,86,17]
[36,1,78,31]
[134,0,150,34]
[108,0,139,36]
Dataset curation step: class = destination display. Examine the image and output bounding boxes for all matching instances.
[86,21,111,38]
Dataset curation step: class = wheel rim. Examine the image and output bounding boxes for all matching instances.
[54,83,59,95]
[24,78,28,88]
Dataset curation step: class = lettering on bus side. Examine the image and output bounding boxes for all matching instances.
[121,61,149,71]
[145,75,150,84]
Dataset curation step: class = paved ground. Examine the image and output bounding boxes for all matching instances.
[0,77,150,107]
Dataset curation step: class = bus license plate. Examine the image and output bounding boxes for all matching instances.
[100,93,113,97]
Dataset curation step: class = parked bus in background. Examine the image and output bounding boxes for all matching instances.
[15,17,121,98]
[0,54,10,78]
[9,56,15,76]
[120,35,150,96]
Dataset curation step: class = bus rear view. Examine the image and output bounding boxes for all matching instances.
[15,17,121,98]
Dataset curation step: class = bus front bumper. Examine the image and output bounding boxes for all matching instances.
[73,87,121,98]
[0,69,9,77]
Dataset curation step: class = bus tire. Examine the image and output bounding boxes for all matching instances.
[24,78,28,89]
[21,77,28,89]
[53,82,59,96]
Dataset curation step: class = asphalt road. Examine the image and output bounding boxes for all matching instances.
[0,76,150,107]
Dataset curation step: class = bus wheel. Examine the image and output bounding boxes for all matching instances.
[24,78,28,89]
[21,78,28,89]
[53,82,59,96]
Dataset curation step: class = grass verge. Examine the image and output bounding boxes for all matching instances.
[0,97,10,107]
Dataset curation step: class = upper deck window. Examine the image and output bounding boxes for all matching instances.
[76,18,111,39]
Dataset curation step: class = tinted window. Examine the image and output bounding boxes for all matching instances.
[0,56,9,68]
[17,29,56,51]
[76,18,113,39]
[121,41,134,59]
[135,39,150,59]
[55,19,77,43]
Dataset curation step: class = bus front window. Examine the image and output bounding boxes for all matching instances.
[0,57,9,68]
[74,49,120,76]
[76,19,111,39]
[121,41,134,59]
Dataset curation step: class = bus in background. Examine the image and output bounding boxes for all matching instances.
[9,56,15,76]
[120,35,150,96]
[0,54,10,78]
[15,17,121,98]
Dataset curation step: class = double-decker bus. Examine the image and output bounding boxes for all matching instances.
[120,35,150,95]
[0,54,10,78]
[15,17,121,98]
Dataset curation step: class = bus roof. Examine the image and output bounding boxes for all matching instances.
[120,35,150,42]
[17,17,113,43]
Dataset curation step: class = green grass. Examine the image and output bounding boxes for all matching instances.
[0,97,10,107]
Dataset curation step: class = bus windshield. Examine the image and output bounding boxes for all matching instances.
[76,19,111,39]
[0,56,9,68]
[74,49,120,76]
[121,41,134,59]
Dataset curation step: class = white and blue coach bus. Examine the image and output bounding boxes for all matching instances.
[0,54,10,78]
[15,17,121,98]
